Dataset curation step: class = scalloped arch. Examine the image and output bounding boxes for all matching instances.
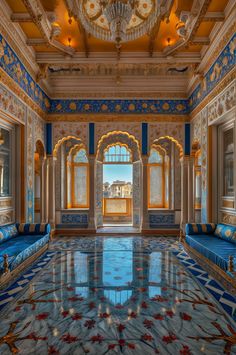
[53,135,86,157]
[153,136,183,157]
[96,131,141,162]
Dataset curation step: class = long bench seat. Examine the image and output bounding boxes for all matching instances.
[181,223,236,290]
[0,223,51,288]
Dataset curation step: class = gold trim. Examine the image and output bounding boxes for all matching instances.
[47,114,189,122]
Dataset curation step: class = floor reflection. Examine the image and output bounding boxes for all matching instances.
[0,236,236,355]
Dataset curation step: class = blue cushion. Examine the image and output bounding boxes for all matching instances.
[214,223,236,245]
[185,223,216,235]
[16,223,51,235]
[185,234,236,271]
[0,224,18,245]
[0,234,49,273]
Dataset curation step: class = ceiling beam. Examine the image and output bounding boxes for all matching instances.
[21,0,75,56]
[11,12,32,22]
[164,0,212,56]
[191,36,210,45]
[203,12,225,21]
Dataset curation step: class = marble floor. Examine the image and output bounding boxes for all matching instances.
[0,235,236,354]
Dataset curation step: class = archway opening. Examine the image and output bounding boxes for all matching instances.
[34,140,45,222]
[96,131,141,230]
[103,144,133,226]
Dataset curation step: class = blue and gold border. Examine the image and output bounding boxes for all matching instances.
[0,31,235,116]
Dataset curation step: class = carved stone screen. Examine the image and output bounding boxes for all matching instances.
[74,165,88,207]
[104,198,128,215]
[149,165,163,207]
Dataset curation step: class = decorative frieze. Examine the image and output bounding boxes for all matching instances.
[208,80,236,124]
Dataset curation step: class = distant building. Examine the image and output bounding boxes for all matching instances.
[103,180,132,198]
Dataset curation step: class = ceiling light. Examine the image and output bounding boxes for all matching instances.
[75,0,162,48]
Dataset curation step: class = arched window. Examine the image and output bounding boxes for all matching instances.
[104,144,132,163]
[194,149,202,209]
[148,147,169,208]
[67,147,89,208]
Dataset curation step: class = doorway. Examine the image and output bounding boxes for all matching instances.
[103,161,133,226]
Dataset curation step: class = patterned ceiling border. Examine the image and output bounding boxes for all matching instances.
[49,99,189,115]
[0,34,50,112]
[189,32,236,111]
[0,29,235,117]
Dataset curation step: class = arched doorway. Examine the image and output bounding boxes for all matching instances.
[34,140,45,223]
[96,131,141,229]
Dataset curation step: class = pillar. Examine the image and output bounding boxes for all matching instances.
[88,155,96,230]
[188,156,195,223]
[47,155,57,227]
[180,156,188,232]
[141,156,149,231]
[40,157,47,223]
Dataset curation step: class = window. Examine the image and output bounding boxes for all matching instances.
[0,128,11,197]
[104,144,131,163]
[148,147,169,208]
[194,149,202,209]
[223,128,234,197]
[67,147,89,208]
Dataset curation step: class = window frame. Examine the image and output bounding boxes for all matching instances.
[147,147,168,209]
[67,147,89,209]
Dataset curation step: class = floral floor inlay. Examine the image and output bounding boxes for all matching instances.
[0,235,236,354]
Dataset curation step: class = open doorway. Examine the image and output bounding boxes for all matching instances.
[103,153,133,226]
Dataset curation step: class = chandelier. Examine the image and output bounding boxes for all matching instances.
[76,0,161,47]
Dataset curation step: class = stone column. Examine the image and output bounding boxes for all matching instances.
[180,156,188,233]
[40,157,47,223]
[95,160,103,228]
[188,156,195,223]
[141,156,149,231]
[47,155,57,227]
[88,155,96,230]
[133,160,142,228]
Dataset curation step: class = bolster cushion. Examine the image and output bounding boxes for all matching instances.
[185,223,216,235]
[214,223,236,244]
[0,224,18,245]
[16,223,51,235]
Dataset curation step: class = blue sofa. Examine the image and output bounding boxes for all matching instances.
[182,223,236,288]
[0,223,51,287]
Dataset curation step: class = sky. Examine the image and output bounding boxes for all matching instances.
[103,164,133,184]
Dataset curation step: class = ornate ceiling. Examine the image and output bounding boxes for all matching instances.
[1,0,234,97]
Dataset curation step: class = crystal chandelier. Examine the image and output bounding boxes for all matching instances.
[76,0,160,46]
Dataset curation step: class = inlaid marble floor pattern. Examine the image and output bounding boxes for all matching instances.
[0,235,236,354]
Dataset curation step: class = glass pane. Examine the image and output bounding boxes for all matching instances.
[0,128,10,197]
[149,148,163,163]
[149,165,163,206]
[104,144,131,162]
[74,166,88,206]
[223,128,234,196]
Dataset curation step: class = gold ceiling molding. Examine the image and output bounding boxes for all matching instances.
[0,20,36,80]
[49,92,188,99]
[188,21,236,95]
[0,68,46,120]
[190,68,236,120]
[203,21,236,72]
[47,113,189,123]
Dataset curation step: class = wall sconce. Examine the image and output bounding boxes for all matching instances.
[166,37,171,46]
[68,37,72,47]
[68,16,72,25]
